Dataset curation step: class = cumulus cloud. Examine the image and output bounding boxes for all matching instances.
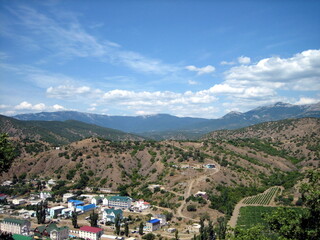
[220,60,235,65]
[13,101,65,112]
[225,49,320,91]
[185,65,215,75]
[295,97,320,105]
[238,56,251,64]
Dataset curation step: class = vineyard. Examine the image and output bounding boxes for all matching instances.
[237,206,306,230]
[242,186,280,205]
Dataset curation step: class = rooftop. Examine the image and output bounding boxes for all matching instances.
[109,196,132,202]
[80,226,103,233]
[148,219,160,224]
[3,218,28,225]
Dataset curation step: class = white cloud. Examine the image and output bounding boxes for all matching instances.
[185,65,215,75]
[6,6,177,75]
[295,97,320,105]
[238,56,251,64]
[220,60,235,65]
[225,49,320,91]
[13,101,65,112]
[188,80,198,85]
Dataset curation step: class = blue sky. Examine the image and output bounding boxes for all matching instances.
[1,0,320,118]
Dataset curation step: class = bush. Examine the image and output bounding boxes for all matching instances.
[187,204,197,212]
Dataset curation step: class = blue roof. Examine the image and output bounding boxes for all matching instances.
[148,219,160,224]
[68,200,84,205]
[77,204,96,211]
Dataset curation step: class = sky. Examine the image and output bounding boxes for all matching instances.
[0,0,320,118]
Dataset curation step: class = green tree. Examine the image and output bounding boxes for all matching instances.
[124,221,129,237]
[232,225,269,240]
[115,214,121,235]
[265,170,320,240]
[207,220,216,240]
[139,222,144,235]
[36,201,47,224]
[142,233,155,240]
[0,133,15,174]
[216,217,227,240]
[175,229,179,240]
[89,210,99,227]
[72,210,78,228]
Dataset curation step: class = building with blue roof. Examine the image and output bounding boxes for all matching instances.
[68,199,84,208]
[76,204,96,213]
[145,219,160,232]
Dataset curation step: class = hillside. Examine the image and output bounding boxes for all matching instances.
[0,115,144,145]
[1,117,319,221]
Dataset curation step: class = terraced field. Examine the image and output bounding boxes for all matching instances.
[243,186,280,205]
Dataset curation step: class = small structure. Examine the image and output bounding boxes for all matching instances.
[49,206,65,218]
[145,219,161,232]
[79,226,103,240]
[62,193,75,203]
[108,196,132,209]
[0,218,31,235]
[204,164,216,169]
[102,208,123,223]
[1,180,13,186]
[77,203,96,213]
[167,228,176,233]
[195,191,208,200]
[102,196,112,206]
[34,223,69,240]
[48,179,56,185]
[12,199,27,205]
[40,191,52,200]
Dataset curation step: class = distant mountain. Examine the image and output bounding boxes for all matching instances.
[12,102,320,139]
[14,112,208,133]
[0,115,144,145]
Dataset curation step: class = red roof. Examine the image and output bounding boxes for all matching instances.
[80,226,103,233]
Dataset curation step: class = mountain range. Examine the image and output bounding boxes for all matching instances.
[13,102,320,139]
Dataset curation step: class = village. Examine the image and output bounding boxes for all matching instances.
[0,170,214,240]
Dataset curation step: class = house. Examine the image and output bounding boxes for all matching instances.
[0,218,31,235]
[108,196,132,209]
[0,193,7,200]
[34,223,69,240]
[134,199,150,211]
[77,203,96,213]
[79,226,103,240]
[204,164,216,169]
[48,179,56,185]
[68,199,84,208]
[145,219,161,232]
[62,193,75,203]
[91,196,103,205]
[102,208,123,223]
[12,199,27,205]
[1,180,12,186]
[49,206,65,218]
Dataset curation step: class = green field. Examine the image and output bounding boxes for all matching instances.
[237,206,305,230]
[242,186,279,205]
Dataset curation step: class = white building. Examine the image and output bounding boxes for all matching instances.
[145,219,161,232]
[0,218,31,235]
[134,199,151,211]
[40,191,52,199]
[62,193,75,203]
[79,226,103,240]
[49,206,65,218]
[12,199,27,205]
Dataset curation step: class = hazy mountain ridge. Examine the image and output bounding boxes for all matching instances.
[0,115,144,145]
[12,102,320,139]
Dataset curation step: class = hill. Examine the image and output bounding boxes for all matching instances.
[1,117,319,221]
[0,114,144,145]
